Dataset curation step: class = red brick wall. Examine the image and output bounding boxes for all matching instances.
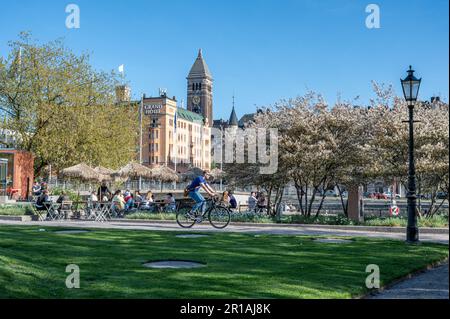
[0,150,34,199]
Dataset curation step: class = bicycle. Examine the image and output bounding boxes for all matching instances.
[176,196,231,229]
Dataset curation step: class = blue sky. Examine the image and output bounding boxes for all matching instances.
[0,0,448,120]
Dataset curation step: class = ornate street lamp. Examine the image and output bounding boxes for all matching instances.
[401,66,421,243]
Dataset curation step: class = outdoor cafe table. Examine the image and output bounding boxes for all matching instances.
[44,202,62,220]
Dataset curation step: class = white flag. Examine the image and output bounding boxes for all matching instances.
[118,64,124,74]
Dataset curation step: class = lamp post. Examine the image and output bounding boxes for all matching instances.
[400,66,422,243]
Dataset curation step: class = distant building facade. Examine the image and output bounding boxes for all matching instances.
[138,51,213,171]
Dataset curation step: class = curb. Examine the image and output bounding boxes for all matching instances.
[111,218,449,234]
[0,215,33,222]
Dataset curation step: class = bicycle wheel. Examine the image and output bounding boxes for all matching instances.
[208,206,231,229]
[176,206,196,228]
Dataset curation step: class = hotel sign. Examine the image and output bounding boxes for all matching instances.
[143,103,163,115]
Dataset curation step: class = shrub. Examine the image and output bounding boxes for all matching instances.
[0,204,33,216]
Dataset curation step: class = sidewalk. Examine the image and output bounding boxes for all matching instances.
[0,219,448,244]
[367,261,449,299]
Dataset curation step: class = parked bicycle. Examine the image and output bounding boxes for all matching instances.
[176,196,231,229]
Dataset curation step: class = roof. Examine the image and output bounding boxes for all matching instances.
[177,107,205,123]
[187,49,212,79]
[228,107,238,126]
[238,113,256,127]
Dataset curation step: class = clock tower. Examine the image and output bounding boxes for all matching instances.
[187,49,213,126]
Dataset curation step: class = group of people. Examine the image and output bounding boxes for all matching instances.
[247,191,267,212]
[32,171,269,219]
[221,190,237,209]
[89,182,177,214]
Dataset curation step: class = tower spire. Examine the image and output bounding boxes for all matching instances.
[228,95,238,127]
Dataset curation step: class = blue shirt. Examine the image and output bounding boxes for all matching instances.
[188,176,207,191]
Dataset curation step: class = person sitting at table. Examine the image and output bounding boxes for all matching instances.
[164,193,176,212]
[124,190,132,203]
[139,191,154,211]
[35,190,50,211]
[135,190,143,203]
[221,191,230,206]
[111,190,126,215]
[56,191,70,204]
[228,190,238,209]
[90,191,98,202]
[125,193,135,212]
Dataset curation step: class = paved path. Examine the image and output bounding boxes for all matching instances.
[0,219,448,244]
[367,262,449,299]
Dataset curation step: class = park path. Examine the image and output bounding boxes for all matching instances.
[0,219,448,244]
[367,261,449,299]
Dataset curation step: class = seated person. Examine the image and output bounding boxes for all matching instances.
[90,191,98,203]
[221,191,230,206]
[111,190,126,213]
[228,191,237,209]
[35,190,51,213]
[139,191,155,211]
[35,190,50,210]
[56,191,70,204]
[164,193,176,212]
[125,194,135,211]
[135,191,143,205]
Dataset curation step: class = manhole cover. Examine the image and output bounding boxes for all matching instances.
[175,234,209,238]
[143,260,206,269]
[314,238,352,244]
[55,230,90,234]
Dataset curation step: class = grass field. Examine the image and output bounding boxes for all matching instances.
[0,225,447,299]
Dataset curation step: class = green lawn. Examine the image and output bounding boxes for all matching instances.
[0,225,447,299]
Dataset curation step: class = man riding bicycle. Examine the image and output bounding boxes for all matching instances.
[185,170,216,221]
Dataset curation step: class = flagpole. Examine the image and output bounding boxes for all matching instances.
[139,94,143,191]
[174,106,177,190]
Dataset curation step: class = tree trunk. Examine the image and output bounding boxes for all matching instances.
[336,184,348,216]
[314,192,327,218]
[307,188,318,217]
[294,181,305,215]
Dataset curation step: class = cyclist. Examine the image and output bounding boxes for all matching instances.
[185,170,216,221]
